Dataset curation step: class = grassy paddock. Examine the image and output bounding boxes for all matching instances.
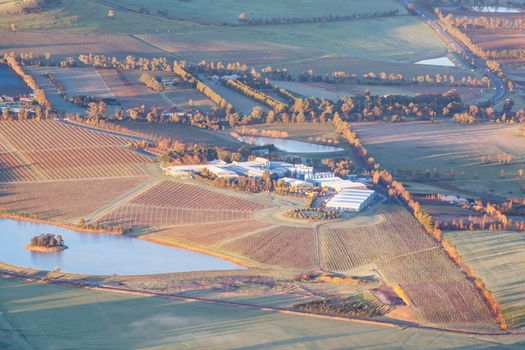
[110,0,406,24]
[117,121,241,147]
[0,277,521,349]
[352,120,525,198]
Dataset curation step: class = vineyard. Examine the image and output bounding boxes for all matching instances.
[130,181,268,211]
[98,204,253,229]
[23,147,148,180]
[318,205,499,330]
[0,120,150,180]
[0,120,124,152]
[378,249,497,329]
[0,178,146,221]
[0,152,36,182]
[321,207,435,271]
[152,220,273,246]
[221,226,317,270]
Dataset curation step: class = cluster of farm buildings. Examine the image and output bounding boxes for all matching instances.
[167,158,375,212]
[0,94,34,113]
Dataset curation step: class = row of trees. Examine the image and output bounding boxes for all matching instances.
[224,79,288,112]
[436,9,508,79]
[284,208,341,221]
[3,53,50,109]
[444,14,525,31]
[172,63,234,110]
[195,169,274,193]
[139,72,163,92]
[239,9,400,26]
[1,105,49,121]
[330,70,490,87]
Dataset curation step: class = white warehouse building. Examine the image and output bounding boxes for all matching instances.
[306,172,367,192]
[325,189,375,212]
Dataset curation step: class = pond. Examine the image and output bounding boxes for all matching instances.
[236,135,344,154]
[0,65,31,96]
[472,6,519,13]
[415,57,456,67]
[0,218,242,275]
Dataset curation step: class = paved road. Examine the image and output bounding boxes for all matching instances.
[399,1,507,105]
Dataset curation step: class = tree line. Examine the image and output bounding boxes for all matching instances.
[238,9,400,26]
[2,53,51,110]
[224,78,288,112]
[329,70,490,88]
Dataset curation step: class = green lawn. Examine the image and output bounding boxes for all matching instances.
[0,277,523,349]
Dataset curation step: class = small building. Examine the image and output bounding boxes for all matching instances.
[206,165,239,179]
[280,177,311,188]
[161,79,175,87]
[325,189,375,212]
[306,172,367,192]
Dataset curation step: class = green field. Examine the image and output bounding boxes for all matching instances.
[1,0,446,65]
[352,120,525,198]
[109,0,406,24]
[1,277,524,349]
[138,17,447,66]
[446,230,525,328]
[118,121,241,147]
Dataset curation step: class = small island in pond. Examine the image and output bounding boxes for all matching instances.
[25,233,67,252]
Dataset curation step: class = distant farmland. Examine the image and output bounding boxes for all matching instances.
[98,69,175,110]
[352,120,525,198]
[30,66,114,98]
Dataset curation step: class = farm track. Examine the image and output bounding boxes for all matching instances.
[86,177,161,224]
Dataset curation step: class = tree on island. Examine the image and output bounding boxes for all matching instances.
[30,233,66,249]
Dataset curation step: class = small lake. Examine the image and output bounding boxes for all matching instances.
[237,135,344,154]
[415,57,456,67]
[472,6,519,13]
[0,65,31,96]
[0,219,242,275]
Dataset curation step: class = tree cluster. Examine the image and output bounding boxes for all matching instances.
[30,233,65,248]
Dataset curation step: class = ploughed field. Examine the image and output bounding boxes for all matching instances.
[0,30,160,56]
[465,28,525,64]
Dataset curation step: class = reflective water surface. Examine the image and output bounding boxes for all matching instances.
[0,218,242,275]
